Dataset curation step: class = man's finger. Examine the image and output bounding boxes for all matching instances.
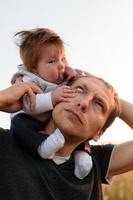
[26,89,36,111]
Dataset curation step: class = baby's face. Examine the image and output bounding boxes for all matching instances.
[33,44,68,84]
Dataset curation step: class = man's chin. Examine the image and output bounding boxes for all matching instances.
[62,130,83,142]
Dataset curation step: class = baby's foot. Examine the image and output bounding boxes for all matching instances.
[74,151,93,179]
[38,128,65,159]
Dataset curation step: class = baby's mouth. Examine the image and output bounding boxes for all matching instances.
[58,73,64,82]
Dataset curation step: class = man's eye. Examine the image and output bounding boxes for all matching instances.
[95,101,104,111]
[75,87,84,93]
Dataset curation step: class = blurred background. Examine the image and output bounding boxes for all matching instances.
[0,1,133,198]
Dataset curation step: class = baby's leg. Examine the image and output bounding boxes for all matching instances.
[38,128,65,159]
[11,113,45,155]
[74,151,93,179]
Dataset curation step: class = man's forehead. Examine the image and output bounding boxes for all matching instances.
[72,76,108,89]
[72,76,115,106]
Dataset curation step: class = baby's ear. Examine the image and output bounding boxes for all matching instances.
[92,130,103,142]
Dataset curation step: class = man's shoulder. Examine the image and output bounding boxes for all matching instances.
[91,144,114,151]
[0,127,13,142]
[0,128,14,159]
[90,144,114,158]
[90,144,115,184]
[90,144,114,170]
[0,128,13,144]
[0,127,11,135]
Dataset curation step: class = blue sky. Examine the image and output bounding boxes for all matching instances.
[0,0,133,143]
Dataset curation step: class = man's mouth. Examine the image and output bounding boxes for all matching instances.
[64,108,83,125]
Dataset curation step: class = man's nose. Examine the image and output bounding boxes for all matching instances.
[77,97,92,112]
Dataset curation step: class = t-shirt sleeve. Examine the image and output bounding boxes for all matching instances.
[91,144,114,184]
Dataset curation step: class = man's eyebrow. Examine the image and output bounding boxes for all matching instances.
[73,83,91,94]
[79,83,89,91]
[74,82,110,111]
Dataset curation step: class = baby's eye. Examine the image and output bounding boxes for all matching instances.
[62,57,68,65]
[62,57,66,62]
[48,59,55,64]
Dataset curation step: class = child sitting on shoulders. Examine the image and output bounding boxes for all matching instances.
[11,28,92,179]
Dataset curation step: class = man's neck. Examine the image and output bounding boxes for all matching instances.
[55,140,78,157]
[43,119,81,157]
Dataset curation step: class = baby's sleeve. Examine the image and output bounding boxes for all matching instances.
[23,92,53,114]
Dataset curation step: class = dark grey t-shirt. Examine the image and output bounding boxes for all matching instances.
[0,128,114,200]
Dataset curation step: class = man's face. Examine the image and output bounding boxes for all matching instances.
[52,76,115,142]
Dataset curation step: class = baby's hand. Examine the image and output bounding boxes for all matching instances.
[52,85,76,106]
[64,67,78,80]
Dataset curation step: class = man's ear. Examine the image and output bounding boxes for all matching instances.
[92,130,103,142]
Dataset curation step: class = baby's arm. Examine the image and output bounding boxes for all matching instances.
[23,85,75,114]
[13,73,53,114]
[0,82,41,113]
[23,92,53,113]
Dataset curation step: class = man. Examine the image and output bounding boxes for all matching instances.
[0,75,133,200]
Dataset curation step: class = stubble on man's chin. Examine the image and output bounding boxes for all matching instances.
[61,130,86,144]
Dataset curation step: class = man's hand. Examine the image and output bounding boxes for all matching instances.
[0,82,42,113]
[52,85,76,106]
